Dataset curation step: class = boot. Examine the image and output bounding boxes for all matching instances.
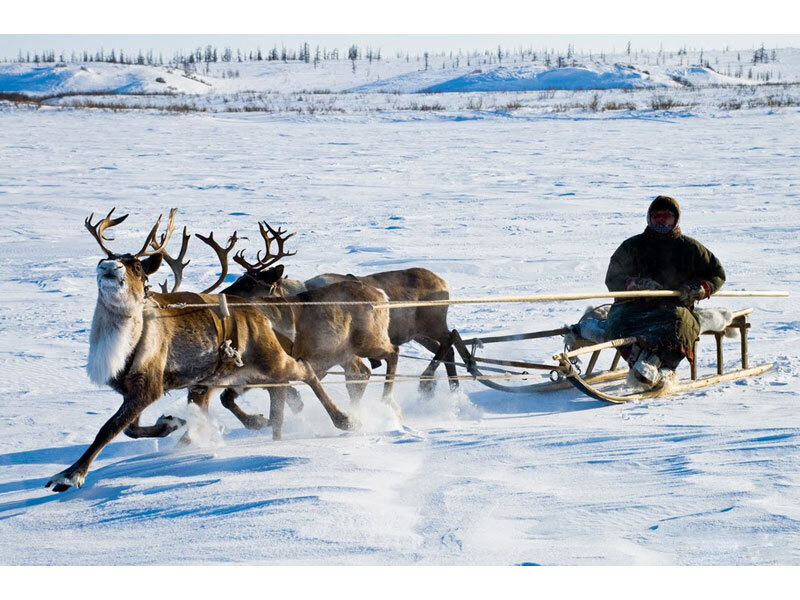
[633,351,663,389]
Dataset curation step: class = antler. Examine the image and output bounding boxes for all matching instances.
[84,208,129,257]
[232,221,296,273]
[152,226,191,293]
[195,231,240,294]
[133,208,177,258]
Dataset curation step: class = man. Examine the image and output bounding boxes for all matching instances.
[604,195,726,389]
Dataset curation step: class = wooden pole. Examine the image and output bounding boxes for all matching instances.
[376,290,789,309]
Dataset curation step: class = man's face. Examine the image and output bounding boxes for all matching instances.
[650,209,676,229]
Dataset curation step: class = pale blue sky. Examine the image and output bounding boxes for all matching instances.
[2,35,798,61]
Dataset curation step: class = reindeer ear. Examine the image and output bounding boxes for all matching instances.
[262,264,284,284]
[141,253,163,276]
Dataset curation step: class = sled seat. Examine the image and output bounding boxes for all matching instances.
[692,307,753,379]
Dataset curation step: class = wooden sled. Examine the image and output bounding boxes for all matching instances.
[444,308,771,403]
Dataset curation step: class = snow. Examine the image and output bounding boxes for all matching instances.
[0,52,799,565]
[0,63,212,95]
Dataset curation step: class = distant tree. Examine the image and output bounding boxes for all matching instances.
[626,41,631,56]
[256,47,262,61]
[752,44,768,64]
[424,51,429,70]
[348,45,358,73]
[497,45,503,63]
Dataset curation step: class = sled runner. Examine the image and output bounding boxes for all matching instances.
[443,306,772,403]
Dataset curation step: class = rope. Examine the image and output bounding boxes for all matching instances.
[147,289,789,312]
[202,371,545,390]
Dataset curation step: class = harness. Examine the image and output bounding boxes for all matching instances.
[213,294,244,369]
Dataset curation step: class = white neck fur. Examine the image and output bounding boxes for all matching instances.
[87,301,143,385]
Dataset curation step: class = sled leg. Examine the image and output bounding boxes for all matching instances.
[738,316,749,370]
[585,350,601,377]
[610,350,622,372]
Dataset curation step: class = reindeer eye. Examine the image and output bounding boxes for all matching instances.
[133,263,143,274]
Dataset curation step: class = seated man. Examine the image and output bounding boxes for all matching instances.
[604,195,726,389]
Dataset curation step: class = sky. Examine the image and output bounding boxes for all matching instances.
[2,35,799,62]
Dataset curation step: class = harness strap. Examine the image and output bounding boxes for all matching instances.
[216,294,243,368]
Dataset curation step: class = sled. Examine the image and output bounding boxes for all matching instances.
[443,307,772,403]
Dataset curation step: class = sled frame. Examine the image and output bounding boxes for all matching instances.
[442,308,771,402]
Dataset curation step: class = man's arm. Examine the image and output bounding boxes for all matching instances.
[605,241,637,291]
[698,245,726,295]
[680,240,726,303]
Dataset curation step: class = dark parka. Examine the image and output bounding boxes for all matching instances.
[604,196,726,366]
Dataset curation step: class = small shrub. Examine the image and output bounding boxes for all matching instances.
[719,100,742,110]
[650,95,676,110]
[603,101,637,111]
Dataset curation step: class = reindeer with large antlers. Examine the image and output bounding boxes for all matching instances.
[46,209,355,492]
[148,220,401,440]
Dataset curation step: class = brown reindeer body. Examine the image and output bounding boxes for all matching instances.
[146,221,403,441]
[201,277,401,438]
[47,212,353,493]
[305,268,457,391]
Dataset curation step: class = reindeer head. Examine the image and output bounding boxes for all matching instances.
[85,209,175,314]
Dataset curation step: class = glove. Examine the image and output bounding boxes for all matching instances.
[679,280,711,304]
[626,277,663,291]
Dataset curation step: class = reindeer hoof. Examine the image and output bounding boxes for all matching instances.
[155,414,187,435]
[243,414,270,430]
[336,414,361,431]
[286,389,304,414]
[45,469,85,493]
[419,380,436,397]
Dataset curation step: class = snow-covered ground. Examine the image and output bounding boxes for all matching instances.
[0,61,799,564]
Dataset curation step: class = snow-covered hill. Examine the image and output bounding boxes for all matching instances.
[2,46,799,99]
[0,63,212,96]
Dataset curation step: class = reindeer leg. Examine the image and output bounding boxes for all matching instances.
[381,348,402,420]
[220,387,269,430]
[296,360,357,431]
[417,336,446,395]
[284,385,304,414]
[46,394,150,492]
[188,385,212,412]
[442,337,459,391]
[177,386,215,446]
[344,357,370,407]
[123,414,185,438]
[267,387,286,441]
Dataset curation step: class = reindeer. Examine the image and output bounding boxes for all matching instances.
[144,221,401,440]
[46,210,355,493]
[244,267,457,394]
